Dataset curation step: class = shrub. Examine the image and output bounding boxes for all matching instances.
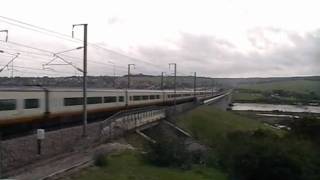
[291,117,320,144]
[217,129,320,180]
[93,152,109,167]
[144,136,193,169]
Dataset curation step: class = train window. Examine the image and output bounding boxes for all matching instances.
[0,99,16,111]
[88,97,102,104]
[150,95,155,100]
[130,96,133,101]
[64,98,83,106]
[142,96,149,100]
[118,96,124,102]
[156,95,160,99]
[24,99,39,109]
[104,96,117,103]
[133,96,141,101]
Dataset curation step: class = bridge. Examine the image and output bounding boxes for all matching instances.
[100,106,166,139]
[1,90,232,178]
[99,90,232,141]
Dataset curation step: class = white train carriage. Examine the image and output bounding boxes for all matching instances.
[128,89,163,107]
[0,87,220,126]
[165,90,194,102]
[0,87,46,123]
[49,88,126,115]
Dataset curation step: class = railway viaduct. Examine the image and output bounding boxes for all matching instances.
[1,90,232,178]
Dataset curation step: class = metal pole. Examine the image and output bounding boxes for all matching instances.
[113,64,115,88]
[108,61,116,88]
[161,72,164,90]
[193,72,196,97]
[127,64,134,89]
[83,24,88,137]
[128,64,130,89]
[174,64,176,109]
[169,63,177,112]
[0,30,8,42]
[73,24,88,137]
[211,79,214,96]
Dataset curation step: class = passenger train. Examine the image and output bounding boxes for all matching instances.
[0,87,221,128]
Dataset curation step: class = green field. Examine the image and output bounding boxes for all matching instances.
[232,79,320,104]
[239,80,320,95]
[177,106,278,147]
[70,152,227,180]
[231,92,264,101]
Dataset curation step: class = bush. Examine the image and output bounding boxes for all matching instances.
[93,152,109,167]
[144,136,193,169]
[217,129,320,180]
[291,117,320,144]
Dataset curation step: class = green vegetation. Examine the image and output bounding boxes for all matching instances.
[232,92,264,101]
[144,132,193,169]
[71,152,227,180]
[177,106,277,146]
[93,152,109,167]
[233,80,320,104]
[239,80,320,95]
[177,106,320,180]
[219,129,320,180]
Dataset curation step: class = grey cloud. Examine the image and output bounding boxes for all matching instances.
[1,25,319,78]
[137,29,320,77]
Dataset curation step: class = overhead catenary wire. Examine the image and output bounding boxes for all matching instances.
[0,40,129,73]
[0,16,206,77]
[0,65,75,76]
[0,16,168,71]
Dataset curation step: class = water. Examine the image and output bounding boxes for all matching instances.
[232,103,320,114]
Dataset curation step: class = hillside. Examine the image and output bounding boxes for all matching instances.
[0,75,319,90]
[233,79,320,104]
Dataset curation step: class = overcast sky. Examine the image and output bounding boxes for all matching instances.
[0,0,319,77]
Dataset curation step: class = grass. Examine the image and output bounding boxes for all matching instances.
[177,106,280,146]
[233,80,320,104]
[70,152,227,180]
[232,92,264,101]
[239,80,320,96]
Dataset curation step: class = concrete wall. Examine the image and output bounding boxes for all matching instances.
[1,121,105,176]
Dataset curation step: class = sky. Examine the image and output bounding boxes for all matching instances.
[0,0,319,78]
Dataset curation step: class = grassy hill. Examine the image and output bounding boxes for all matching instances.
[177,106,278,147]
[233,79,320,104]
[239,79,320,96]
